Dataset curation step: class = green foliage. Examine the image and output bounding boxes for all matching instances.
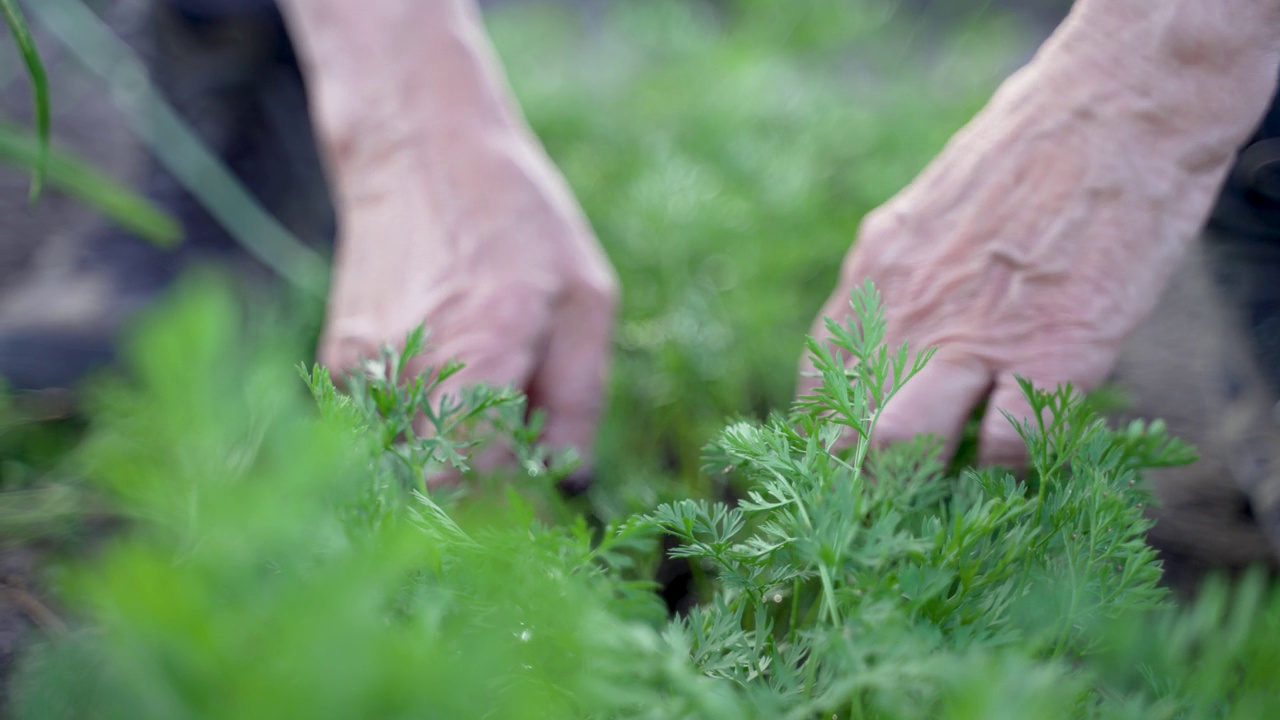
[645,283,1188,717]
[5,4,1278,719]
[0,392,89,545]
[298,323,582,532]
[11,277,739,719]
[485,0,1028,511]
[9,275,1279,720]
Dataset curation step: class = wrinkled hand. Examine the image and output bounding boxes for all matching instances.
[280,0,619,483]
[799,10,1280,466]
[318,131,617,479]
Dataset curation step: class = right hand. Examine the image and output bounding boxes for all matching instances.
[799,7,1280,467]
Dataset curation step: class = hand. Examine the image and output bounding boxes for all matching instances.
[317,130,618,482]
[281,0,618,484]
[799,1,1280,466]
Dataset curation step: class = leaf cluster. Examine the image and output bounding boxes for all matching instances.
[10,278,739,719]
[9,276,1280,720]
[642,283,1226,719]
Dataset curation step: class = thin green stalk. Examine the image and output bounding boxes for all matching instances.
[0,120,180,245]
[788,577,801,641]
[0,0,49,198]
[775,464,844,627]
[30,0,329,297]
[1052,545,1080,659]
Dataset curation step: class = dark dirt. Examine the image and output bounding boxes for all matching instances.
[0,547,59,715]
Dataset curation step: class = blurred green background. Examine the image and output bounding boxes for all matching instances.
[484,1,1047,514]
[0,0,1067,517]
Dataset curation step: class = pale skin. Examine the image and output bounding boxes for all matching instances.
[277,0,1280,476]
[279,0,617,477]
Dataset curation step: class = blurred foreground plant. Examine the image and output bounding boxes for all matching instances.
[9,276,737,719]
[9,276,1280,720]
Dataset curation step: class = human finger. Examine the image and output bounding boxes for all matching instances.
[526,276,618,493]
[871,353,992,460]
[976,371,1044,469]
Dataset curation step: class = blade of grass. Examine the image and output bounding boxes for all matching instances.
[29,0,329,297]
[0,0,50,200]
[0,120,182,246]
[0,485,82,546]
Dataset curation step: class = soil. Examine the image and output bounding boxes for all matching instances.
[0,547,61,714]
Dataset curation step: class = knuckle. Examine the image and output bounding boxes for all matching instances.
[857,205,897,244]
[568,264,621,316]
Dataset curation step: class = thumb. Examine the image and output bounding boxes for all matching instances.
[871,354,992,460]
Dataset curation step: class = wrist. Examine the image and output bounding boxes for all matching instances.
[1037,0,1280,148]
[281,0,530,175]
